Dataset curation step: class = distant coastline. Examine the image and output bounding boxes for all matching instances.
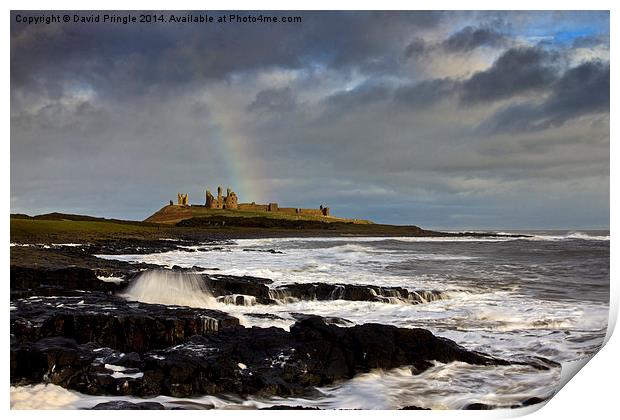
[10,211,530,245]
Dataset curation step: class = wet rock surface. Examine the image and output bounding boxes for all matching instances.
[11,294,240,352]
[271,282,449,304]
[11,266,122,299]
[10,244,158,272]
[9,235,549,408]
[206,275,274,304]
[92,401,167,410]
[10,246,154,299]
[81,239,215,255]
[11,307,523,399]
[11,245,451,306]
[463,396,550,410]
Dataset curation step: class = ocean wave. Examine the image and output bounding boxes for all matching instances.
[10,362,559,410]
[563,232,609,241]
[493,231,610,241]
[119,270,218,309]
[322,243,379,253]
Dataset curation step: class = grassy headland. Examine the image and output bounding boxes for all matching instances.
[10,210,471,245]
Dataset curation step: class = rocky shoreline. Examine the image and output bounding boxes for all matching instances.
[12,311,522,399]
[10,240,553,409]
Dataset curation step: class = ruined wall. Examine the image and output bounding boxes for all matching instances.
[278,207,324,216]
[224,191,238,209]
[177,193,189,206]
[298,208,324,216]
[238,202,329,216]
[277,207,300,215]
[206,190,217,208]
[216,187,223,208]
[238,203,269,212]
[193,185,330,216]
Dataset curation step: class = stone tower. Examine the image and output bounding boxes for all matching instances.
[206,189,216,208]
[205,185,239,209]
[217,186,223,208]
[224,187,238,209]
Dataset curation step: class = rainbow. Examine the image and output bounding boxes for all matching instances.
[205,96,265,203]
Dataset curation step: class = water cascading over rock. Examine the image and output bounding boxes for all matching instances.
[121,270,217,309]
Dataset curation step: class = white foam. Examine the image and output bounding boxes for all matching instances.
[120,270,217,309]
[97,275,125,284]
[98,239,476,290]
[11,384,81,409]
[216,294,257,306]
[525,232,610,241]
[303,362,560,409]
[10,362,559,410]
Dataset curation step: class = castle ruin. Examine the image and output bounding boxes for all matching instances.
[206,186,238,209]
[177,192,189,206]
[173,185,330,217]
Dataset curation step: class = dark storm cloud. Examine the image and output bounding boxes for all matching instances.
[394,78,458,109]
[460,47,559,104]
[442,26,506,52]
[543,60,610,123]
[479,60,609,134]
[572,33,609,48]
[403,37,429,58]
[404,25,506,61]
[404,17,511,61]
[248,87,297,113]
[325,82,392,110]
[10,11,610,228]
[11,11,445,102]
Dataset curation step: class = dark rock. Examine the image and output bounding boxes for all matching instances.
[400,405,431,410]
[464,403,494,410]
[10,337,94,385]
[10,293,239,352]
[290,313,353,326]
[261,405,320,410]
[11,263,454,309]
[82,239,193,255]
[322,316,354,326]
[521,396,546,406]
[271,283,448,304]
[206,275,274,304]
[242,248,284,254]
[244,313,288,321]
[409,361,433,375]
[288,316,511,386]
[12,315,519,399]
[10,244,159,273]
[92,401,166,410]
[170,264,203,271]
[103,352,142,368]
[10,266,122,296]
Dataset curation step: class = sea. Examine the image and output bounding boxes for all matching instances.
[11,230,610,410]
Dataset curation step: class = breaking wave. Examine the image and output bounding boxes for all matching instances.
[120,270,218,309]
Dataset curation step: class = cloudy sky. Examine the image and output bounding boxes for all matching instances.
[10,11,609,229]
